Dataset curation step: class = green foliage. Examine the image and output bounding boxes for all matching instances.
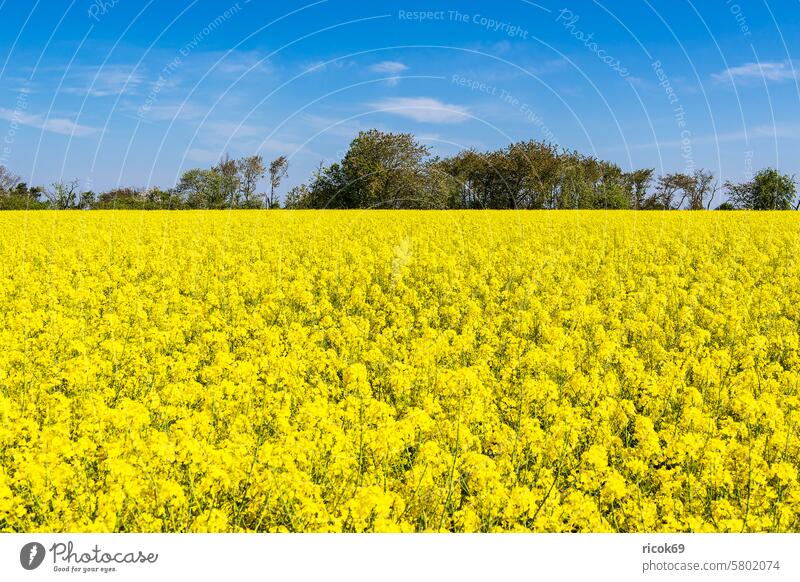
[296,134,637,210]
[238,155,266,207]
[284,184,311,209]
[298,162,346,208]
[268,156,289,208]
[726,168,796,210]
[755,169,796,210]
[0,182,46,210]
[92,187,183,210]
[645,170,717,210]
[214,154,240,207]
[625,168,654,210]
[175,154,272,209]
[1,138,798,212]
[176,168,227,208]
[46,179,81,209]
[332,130,431,208]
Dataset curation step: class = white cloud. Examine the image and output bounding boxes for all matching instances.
[138,102,208,122]
[304,61,327,74]
[302,59,350,74]
[64,64,145,98]
[713,61,798,84]
[0,107,97,137]
[213,50,271,75]
[368,97,470,123]
[368,61,409,86]
[368,61,408,74]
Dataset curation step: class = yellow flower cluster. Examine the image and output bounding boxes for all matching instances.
[1,210,799,532]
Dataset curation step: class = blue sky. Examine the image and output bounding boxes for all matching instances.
[1,0,798,203]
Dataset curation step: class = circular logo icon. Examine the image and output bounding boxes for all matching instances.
[20,542,46,570]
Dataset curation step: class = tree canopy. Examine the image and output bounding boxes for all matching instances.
[725,168,797,210]
[0,136,796,211]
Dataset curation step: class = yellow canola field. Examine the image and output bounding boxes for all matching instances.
[1,210,799,533]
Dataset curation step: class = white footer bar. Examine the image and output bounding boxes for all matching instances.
[2,533,798,582]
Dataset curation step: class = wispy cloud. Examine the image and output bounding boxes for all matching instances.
[531,57,570,75]
[369,97,470,124]
[136,102,208,122]
[63,64,145,98]
[713,61,798,84]
[212,50,272,75]
[303,60,328,74]
[368,61,408,86]
[368,61,408,74]
[302,59,350,75]
[0,108,97,137]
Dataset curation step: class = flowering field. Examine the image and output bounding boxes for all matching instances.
[1,210,799,533]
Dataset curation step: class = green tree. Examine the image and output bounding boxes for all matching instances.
[677,170,717,210]
[624,168,654,210]
[268,156,289,209]
[438,149,488,209]
[647,172,697,210]
[0,182,45,209]
[419,158,462,209]
[96,187,143,208]
[78,191,96,209]
[214,154,240,207]
[725,168,796,210]
[237,155,266,207]
[284,184,311,209]
[46,179,80,209]
[143,187,182,209]
[177,168,225,208]
[338,130,430,208]
[307,162,347,208]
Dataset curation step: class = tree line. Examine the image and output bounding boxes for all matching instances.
[0,155,289,210]
[0,129,796,210]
